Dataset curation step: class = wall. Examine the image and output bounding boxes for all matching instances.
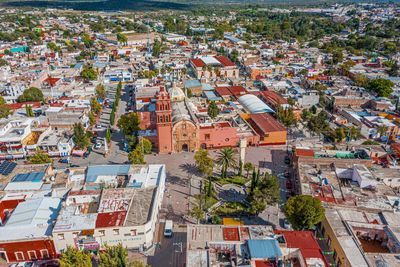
[199,125,239,149]
[259,130,287,145]
[320,218,351,267]
[0,239,57,263]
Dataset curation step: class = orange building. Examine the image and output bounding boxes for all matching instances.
[246,113,287,145]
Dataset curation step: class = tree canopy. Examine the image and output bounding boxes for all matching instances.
[207,101,219,119]
[59,246,92,267]
[99,243,129,267]
[29,151,52,164]
[194,148,214,177]
[118,113,141,136]
[17,87,44,103]
[366,78,394,98]
[284,195,325,230]
[73,122,90,150]
[81,66,98,81]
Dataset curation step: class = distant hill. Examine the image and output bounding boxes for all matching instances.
[0,0,398,11]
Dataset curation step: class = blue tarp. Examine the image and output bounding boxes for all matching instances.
[247,239,282,259]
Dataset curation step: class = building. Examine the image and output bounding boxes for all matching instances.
[0,197,61,263]
[189,56,239,79]
[53,164,166,252]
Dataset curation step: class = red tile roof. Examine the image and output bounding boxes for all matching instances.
[215,87,232,97]
[7,101,41,110]
[295,148,315,157]
[260,91,288,106]
[190,58,205,68]
[255,260,276,267]
[43,77,60,87]
[96,211,127,228]
[274,230,328,267]
[248,113,286,135]
[215,55,235,67]
[223,227,240,241]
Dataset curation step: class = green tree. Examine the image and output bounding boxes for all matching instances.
[81,66,98,81]
[129,147,145,164]
[284,195,325,230]
[243,162,253,179]
[367,78,394,97]
[17,87,44,102]
[0,105,10,118]
[152,38,162,58]
[88,111,96,126]
[216,148,236,179]
[73,122,90,150]
[29,151,52,164]
[194,148,214,177]
[207,101,219,119]
[377,125,388,137]
[0,58,8,66]
[105,128,111,144]
[335,127,346,142]
[99,243,129,267]
[25,104,34,117]
[276,107,297,128]
[116,32,128,45]
[138,138,152,154]
[90,97,102,115]
[59,246,92,267]
[117,113,141,136]
[96,84,106,99]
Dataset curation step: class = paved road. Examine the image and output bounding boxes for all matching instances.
[148,223,187,267]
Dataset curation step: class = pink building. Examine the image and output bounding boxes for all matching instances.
[199,122,239,149]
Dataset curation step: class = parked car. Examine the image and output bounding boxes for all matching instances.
[95,142,102,149]
[59,158,69,164]
[96,124,102,129]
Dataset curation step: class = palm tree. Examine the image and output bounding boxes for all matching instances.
[216,148,236,178]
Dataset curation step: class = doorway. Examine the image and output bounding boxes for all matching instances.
[182,144,189,152]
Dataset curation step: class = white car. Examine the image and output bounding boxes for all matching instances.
[95,142,102,149]
[96,124,102,129]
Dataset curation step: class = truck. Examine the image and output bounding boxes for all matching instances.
[164,220,173,237]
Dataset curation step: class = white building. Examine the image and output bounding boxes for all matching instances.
[53,164,166,252]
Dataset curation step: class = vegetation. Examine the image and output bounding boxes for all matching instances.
[366,78,394,98]
[80,66,98,81]
[59,246,92,267]
[118,112,141,136]
[90,97,102,115]
[25,104,34,117]
[116,32,128,45]
[129,146,145,164]
[194,148,214,177]
[207,101,219,119]
[17,87,44,103]
[99,243,129,267]
[362,140,380,145]
[276,106,297,128]
[0,96,10,118]
[96,84,106,99]
[73,122,90,150]
[216,148,236,179]
[284,195,325,230]
[29,151,52,164]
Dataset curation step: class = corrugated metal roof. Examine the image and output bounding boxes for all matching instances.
[86,165,131,183]
[238,94,274,114]
[247,239,282,259]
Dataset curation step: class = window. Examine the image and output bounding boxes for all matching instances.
[58,234,65,240]
[205,134,210,140]
[40,249,49,259]
[73,232,79,238]
[113,229,120,235]
[131,229,137,236]
[15,252,24,261]
[99,230,105,236]
[28,251,37,260]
